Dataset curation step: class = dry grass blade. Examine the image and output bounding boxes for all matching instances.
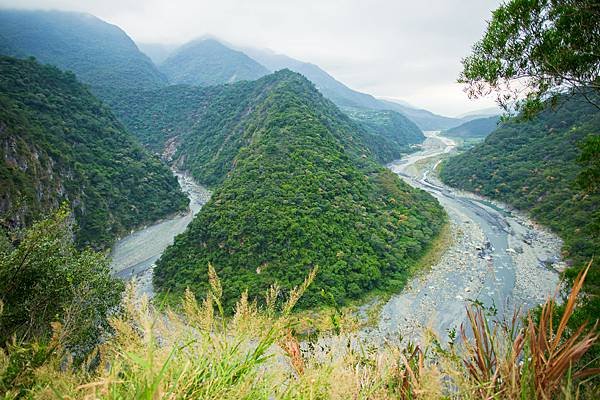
[280,330,304,376]
[527,260,599,399]
[461,306,498,387]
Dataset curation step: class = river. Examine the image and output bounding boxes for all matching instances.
[369,131,562,344]
[109,133,562,345]
[109,172,211,296]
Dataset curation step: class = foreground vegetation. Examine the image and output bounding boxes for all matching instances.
[0,210,597,399]
[0,56,188,248]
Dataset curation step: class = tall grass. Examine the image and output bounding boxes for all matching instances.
[0,263,597,399]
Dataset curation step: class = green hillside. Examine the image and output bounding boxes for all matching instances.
[97,72,425,185]
[0,56,188,248]
[244,46,461,130]
[0,9,166,89]
[443,115,500,139]
[160,38,270,86]
[342,107,424,161]
[440,94,599,325]
[151,71,445,310]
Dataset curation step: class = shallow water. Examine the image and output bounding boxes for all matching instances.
[109,172,211,296]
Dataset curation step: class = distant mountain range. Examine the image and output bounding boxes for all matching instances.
[159,38,270,87]
[242,46,463,130]
[135,37,479,131]
[0,9,499,132]
[443,115,501,139]
[0,9,166,89]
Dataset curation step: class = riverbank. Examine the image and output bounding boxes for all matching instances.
[109,172,211,296]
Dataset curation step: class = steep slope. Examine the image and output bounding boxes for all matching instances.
[443,115,500,139]
[160,39,270,86]
[244,47,461,130]
[97,72,423,182]
[152,71,445,310]
[0,9,166,89]
[342,107,425,161]
[0,56,188,248]
[440,93,599,324]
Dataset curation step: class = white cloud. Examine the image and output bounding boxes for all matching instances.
[0,0,502,116]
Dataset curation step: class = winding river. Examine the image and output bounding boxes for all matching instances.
[110,132,562,346]
[370,131,562,343]
[109,172,211,296]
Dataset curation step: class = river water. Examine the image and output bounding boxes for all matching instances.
[109,172,211,296]
[369,131,562,344]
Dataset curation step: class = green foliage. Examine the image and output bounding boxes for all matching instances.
[460,0,600,115]
[98,71,423,186]
[0,9,166,89]
[342,107,425,163]
[443,115,501,139]
[440,93,600,339]
[160,38,270,87]
[0,205,124,355]
[152,71,445,311]
[0,56,188,248]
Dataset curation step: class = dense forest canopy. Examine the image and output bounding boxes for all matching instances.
[342,107,424,163]
[97,72,427,187]
[153,71,445,310]
[0,9,166,89]
[0,56,188,248]
[440,93,600,326]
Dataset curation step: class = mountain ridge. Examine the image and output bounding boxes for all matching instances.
[0,56,188,248]
[159,38,270,87]
[152,70,445,309]
[0,9,167,89]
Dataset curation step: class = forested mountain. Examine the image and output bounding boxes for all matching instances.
[457,107,501,121]
[147,70,444,310]
[0,9,166,89]
[443,115,500,139]
[160,38,270,86]
[440,93,599,324]
[342,107,424,161]
[97,72,424,183]
[0,56,188,248]
[243,47,461,130]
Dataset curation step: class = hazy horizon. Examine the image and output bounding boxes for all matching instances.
[0,0,503,117]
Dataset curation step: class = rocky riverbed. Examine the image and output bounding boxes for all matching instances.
[367,131,562,345]
[109,172,211,296]
[317,131,563,350]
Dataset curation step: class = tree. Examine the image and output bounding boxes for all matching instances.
[460,0,600,116]
[0,205,124,355]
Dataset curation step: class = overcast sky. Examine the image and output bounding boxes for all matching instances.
[1,0,502,116]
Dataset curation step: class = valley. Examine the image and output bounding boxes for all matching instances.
[110,173,211,296]
[108,131,563,345]
[1,4,598,397]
